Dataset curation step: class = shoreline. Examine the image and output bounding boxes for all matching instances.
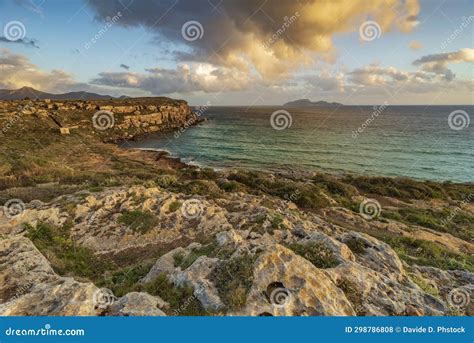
[125,146,474,186]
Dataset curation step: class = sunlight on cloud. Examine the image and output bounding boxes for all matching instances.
[87,0,420,81]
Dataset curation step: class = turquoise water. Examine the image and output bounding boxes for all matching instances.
[122,106,473,182]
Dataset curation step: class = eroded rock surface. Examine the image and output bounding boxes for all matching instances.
[1,181,472,316]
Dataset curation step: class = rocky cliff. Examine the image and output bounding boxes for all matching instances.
[0,97,195,142]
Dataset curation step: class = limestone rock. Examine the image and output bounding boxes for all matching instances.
[106,292,167,316]
[216,229,243,246]
[141,247,187,283]
[170,256,224,311]
[238,244,356,316]
[340,232,404,280]
[0,236,99,316]
[326,262,446,316]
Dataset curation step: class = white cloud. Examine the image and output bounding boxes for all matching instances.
[412,48,474,81]
[0,49,75,92]
[92,63,253,95]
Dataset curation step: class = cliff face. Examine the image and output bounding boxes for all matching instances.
[0,98,194,141]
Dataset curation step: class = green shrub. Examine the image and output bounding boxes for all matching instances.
[288,243,340,268]
[98,262,153,297]
[378,235,474,272]
[271,213,285,229]
[131,273,207,315]
[25,222,113,280]
[342,175,464,200]
[312,174,357,197]
[218,180,242,192]
[154,175,178,188]
[118,210,159,233]
[174,243,234,270]
[227,170,330,209]
[337,279,364,315]
[210,254,257,309]
[168,201,182,213]
[408,272,439,297]
[383,207,473,241]
[178,180,222,197]
[345,237,369,255]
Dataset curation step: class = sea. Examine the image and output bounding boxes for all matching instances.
[121,105,473,183]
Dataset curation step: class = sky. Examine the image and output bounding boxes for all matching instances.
[0,0,472,105]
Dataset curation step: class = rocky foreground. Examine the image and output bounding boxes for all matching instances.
[0,98,472,316]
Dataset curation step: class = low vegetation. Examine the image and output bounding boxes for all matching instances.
[25,222,113,281]
[287,242,340,268]
[117,210,159,233]
[210,254,257,310]
[375,234,474,272]
[227,170,330,209]
[383,207,473,241]
[138,274,207,316]
[343,175,472,201]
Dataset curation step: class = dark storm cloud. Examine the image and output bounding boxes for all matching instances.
[86,0,420,79]
[0,37,39,48]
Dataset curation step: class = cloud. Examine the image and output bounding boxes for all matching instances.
[348,65,414,86]
[0,49,75,91]
[120,64,130,70]
[0,49,137,97]
[409,41,422,51]
[345,61,472,99]
[0,36,39,48]
[92,63,252,95]
[304,73,345,93]
[87,0,420,80]
[412,48,474,81]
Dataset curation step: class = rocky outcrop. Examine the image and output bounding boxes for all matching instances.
[106,292,168,316]
[237,244,355,316]
[0,236,99,316]
[0,236,168,316]
[0,98,195,142]
[170,256,224,311]
[2,182,471,316]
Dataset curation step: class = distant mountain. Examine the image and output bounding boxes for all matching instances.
[283,99,343,107]
[0,87,116,100]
